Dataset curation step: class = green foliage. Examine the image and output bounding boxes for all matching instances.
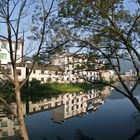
[24,79,96,101]
[0,82,15,102]
[30,78,41,87]
[58,0,140,61]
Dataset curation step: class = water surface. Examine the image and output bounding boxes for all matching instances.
[1,86,140,140]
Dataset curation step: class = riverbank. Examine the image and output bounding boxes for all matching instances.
[26,80,96,94]
[23,80,104,101]
[0,80,104,101]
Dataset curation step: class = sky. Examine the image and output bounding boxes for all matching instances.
[124,0,139,13]
[0,0,139,57]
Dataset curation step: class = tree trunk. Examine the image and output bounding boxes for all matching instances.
[15,88,29,140]
[130,97,140,112]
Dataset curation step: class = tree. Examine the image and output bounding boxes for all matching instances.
[57,0,140,111]
[0,0,56,139]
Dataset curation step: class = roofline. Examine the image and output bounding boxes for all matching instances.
[0,38,24,44]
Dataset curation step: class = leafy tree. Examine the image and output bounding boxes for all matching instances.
[58,0,140,111]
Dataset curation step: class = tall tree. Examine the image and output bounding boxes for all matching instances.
[0,0,56,139]
[58,0,140,111]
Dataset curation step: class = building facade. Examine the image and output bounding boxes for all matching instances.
[51,53,102,82]
[0,48,114,83]
[0,39,23,65]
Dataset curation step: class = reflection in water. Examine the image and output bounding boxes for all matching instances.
[0,103,19,138]
[41,129,95,140]
[55,129,95,140]
[0,87,111,139]
[50,89,110,123]
[129,112,140,140]
[27,87,111,123]
[128,129,140,140]
[75,129,95,140]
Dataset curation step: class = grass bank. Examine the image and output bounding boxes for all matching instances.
[0,80,104,102]
[26,79,95,95]
[22,80,95,101]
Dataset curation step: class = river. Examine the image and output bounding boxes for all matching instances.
[0,86,140,140]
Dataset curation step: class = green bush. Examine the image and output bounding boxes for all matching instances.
[0,82,15,102]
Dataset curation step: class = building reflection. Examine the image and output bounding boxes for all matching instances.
[0,86,111,138]
[0,103,19,138]
[50,87,111,123]
[26,86,111,123]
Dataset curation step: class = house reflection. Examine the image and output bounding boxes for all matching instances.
[0,86,111,138]
[50,87,111,123]
[0,103,19,138]
[27,86,111,123]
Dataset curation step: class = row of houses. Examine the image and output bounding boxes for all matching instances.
[0,39,114,83]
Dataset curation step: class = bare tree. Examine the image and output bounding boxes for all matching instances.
[0,0,56,139]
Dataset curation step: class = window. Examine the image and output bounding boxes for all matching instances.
[14,130,19,135]
[16,55,20,59]
[56,78,58,81]
[1,121,8,127]
[1,42,7,48]
[14,120,19,126]
[17,45,20,50]
[2,131,8,137]
[72,78,74,81]
[17,69,21,76]
[66,107,69,112]
[0,53,7,60]
[41,78,44,82]
[72,70,74,74]
[33,70,36,74]
[41,70,44,74]
[72,106,74,110]
[1,66,5,70]
[72,99,74,103]
[76,105,79,109]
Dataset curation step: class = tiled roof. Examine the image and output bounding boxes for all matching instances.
[26,63,64,72]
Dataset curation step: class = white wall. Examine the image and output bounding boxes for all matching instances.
[0,40,23,64]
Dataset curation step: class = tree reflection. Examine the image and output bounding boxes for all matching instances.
[40,129,95,140]
[128,129,140,140]
[41,136,48,140]
[56,136,65,140]
[75,129,95,140]
[129,112,140,140]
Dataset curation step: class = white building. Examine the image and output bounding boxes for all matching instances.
[51,52,109,82]
[0,39,24,65]
[0,49,114,83]
[26,63,64,83]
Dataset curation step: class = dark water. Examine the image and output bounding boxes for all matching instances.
[26,86,140,140]
[1,86,140,140]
